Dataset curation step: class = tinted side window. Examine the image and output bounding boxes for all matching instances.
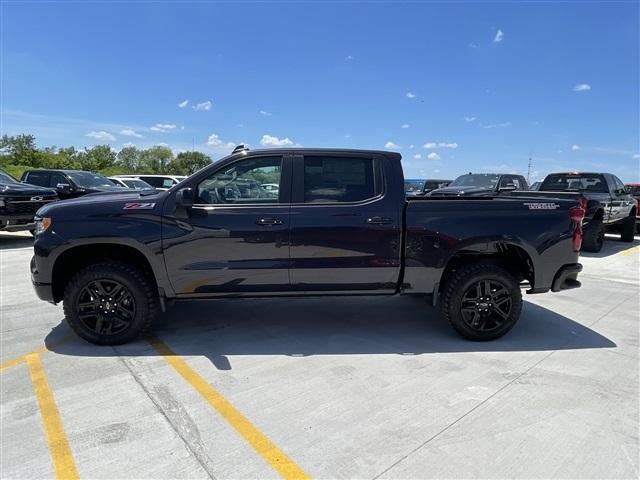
[25,172,49,187]
[49,173,68,188]
[197,156,282,204]
[303,156,376,203]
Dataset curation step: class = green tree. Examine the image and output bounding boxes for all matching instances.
[0,134,39,166]
[116,146,140,172]
[77,145,117,171]
[139,146,174,174]
[169,151,212,175]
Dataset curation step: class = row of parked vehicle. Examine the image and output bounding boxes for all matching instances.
[405,171,639,252]
[1,163,638,253]
[0,169,186,233]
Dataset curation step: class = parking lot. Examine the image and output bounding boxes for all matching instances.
[1,231,638,479]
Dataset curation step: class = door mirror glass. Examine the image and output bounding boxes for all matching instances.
[175,187,195,208]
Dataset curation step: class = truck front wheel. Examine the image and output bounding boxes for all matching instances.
[63,261,158,345]
[441,263,522,341]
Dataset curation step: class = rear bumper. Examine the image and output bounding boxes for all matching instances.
[551,263,583,292]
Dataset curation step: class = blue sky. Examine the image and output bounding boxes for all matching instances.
[2,1,639,182]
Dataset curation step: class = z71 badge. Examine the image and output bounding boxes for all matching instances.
[523,202,560,210]
[123,202,156,210]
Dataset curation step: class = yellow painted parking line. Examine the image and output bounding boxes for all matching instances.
[26,353,79,480]
[618,245,640,256]
[148,336,310,480]
[0,345,49,372]
[0,335,73,373]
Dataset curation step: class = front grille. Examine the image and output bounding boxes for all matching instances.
[2,197,57,215]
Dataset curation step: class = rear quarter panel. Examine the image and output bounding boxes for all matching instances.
[403,197,580,294]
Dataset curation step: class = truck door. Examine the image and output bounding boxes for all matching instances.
[609,174,633,221]
[288,153,402,293]
[162,155,292,295]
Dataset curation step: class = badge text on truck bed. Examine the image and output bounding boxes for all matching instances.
[523,202,561,210]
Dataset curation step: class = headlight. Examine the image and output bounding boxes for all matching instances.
[35,217,52,235]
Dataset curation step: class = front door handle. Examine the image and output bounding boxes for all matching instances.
[366,216,393,225]
[256,217,283,226]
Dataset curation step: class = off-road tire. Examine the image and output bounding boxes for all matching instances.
[63,261,158,345]
[582,219,605,252]
[441,262,522,341]
[620,215,636,243]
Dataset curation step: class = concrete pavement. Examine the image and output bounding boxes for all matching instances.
[1,231,638,479]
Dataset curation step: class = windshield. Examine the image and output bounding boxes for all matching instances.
[540,174,607,193]
[450,174,500,188]
[404,180,424,194]
[0,171,18,184]
[68,172,116,188]
[123,179,154,189]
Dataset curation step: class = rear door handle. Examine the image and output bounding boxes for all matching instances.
[366,216,393,225]
[256,217,283,226]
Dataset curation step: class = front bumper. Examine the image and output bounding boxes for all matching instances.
[0,215,36,232]
[551,263,583,292]
[32,281,56,304]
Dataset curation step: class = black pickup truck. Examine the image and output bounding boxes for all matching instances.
[31,148,584,345]
[531,172,636,252]
[428,173,529,197]
[0,169,58,233]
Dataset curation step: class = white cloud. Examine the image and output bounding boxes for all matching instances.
[150,123,177,132]
[426,152,441,161]
[157,142,169,147]
[632,153,640,159]
[406,91,417,99]
[120,128,143,138]
[86,130,115,141]
[494,29,504,43]
[259,110,273,116]
[571,144,580,151]
[344,134,352,138]
[260,134,295,147]
[207,133,235,149]
[468,42,478,49]
[413,154,422,159]
[178,99,189,108]
[122,142,135,148]
[464,116,477,122]
[573,83,591,92]
[345,55,355,60]
[409,144,415,149]
[401,124,410,129]
[481,121,511,129]
[423,142,458,149]
[193,100,213,111]
[385,141,400,149]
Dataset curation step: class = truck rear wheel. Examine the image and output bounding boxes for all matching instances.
[63,261,158,345]
[441,263,522,341]
[620,215,636,243]
[582,219,605,252]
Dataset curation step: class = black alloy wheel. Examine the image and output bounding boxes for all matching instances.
[76,279,136,336]
[460,279,512,332]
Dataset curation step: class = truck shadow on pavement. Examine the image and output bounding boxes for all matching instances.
[0,233,33,250]
[45,296,616,371]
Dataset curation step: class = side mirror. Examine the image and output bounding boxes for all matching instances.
[175,187,195,208]
[498,183,517,192]
[624,186,632,194]
[56,183,73,192]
